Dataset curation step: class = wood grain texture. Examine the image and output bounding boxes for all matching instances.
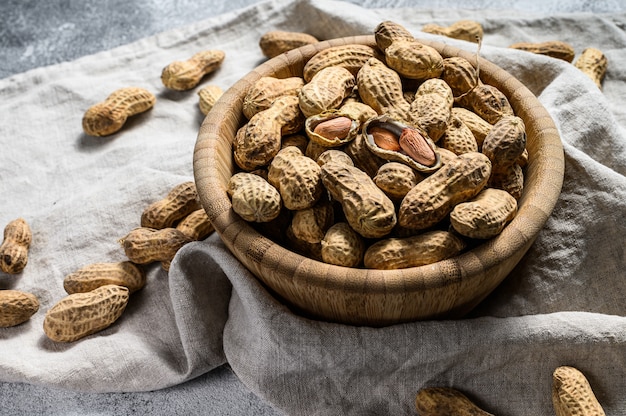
[193,35,564,326]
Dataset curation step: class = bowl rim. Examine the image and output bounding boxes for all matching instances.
[193,35,564,300]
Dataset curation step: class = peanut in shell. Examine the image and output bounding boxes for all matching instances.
[43,284,129,343]
[0,218,32,274]
[398,152,491,230]
[228,172,282,223]
[509,40,576,63]
[242,76,304,119]
[422,20,484,43]
[298,66,355,118]
[259,31,319,59]
[268,146,323,211]
[320,222,365,267]
[364,230,466,270]
[0,290,39,327]
[482,115,527,169]
[303,44,379,82]
[321,161,397,239]
[374,20,415,51]
[63,261,146,294]
[552,366,606,416]
[450,188,518,239]
[384,39,444,81]
[356,57,410,121]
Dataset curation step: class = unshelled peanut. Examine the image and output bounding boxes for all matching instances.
[235,95,304,171]
[161,50,225,90]
[415,387,494,416]
[357,57,410,121]
[552,366,605,416]
[141,181,201,230]
[409,78,453,142]
[489,163,524,199]
[63,261,146,295]
[227,172,282,223]
[268,146,323,211]
[259,31,319,59]
[574,48,608,90]
[175,208,214,241]
[289,199,335,244]
[442,57,479,99]
[450,188,517,239]
[0,218,32,274]
[243,76,304,119]
[451,107,492,146]
[320,222,365,267]
[509,40,575,62]
[399,152,491,230]
[43,284,129,343]
[303,44,379,82]
[374,20,415,52]
[384,39,444,81]
[440,115,478,155]
[463,83,514,124]
[421,20,484,43]
[482,115,527,169]
[435,146,459,165]
[0,290,39,327]
[198,85,224,115]
[82,87,155,137]
[364,231,465,270]
[374,162,422,201]
[298,66,355,117]
[119,227,192,267]
[321,161,396,238]
[286,224,323,261]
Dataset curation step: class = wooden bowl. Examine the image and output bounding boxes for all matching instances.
[193,35,564,326]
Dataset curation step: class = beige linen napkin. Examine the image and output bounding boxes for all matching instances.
[1,0,625,414]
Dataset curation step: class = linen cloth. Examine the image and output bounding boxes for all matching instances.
[1,0,625,414]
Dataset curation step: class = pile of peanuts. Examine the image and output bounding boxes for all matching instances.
[228,20,607,272]
[229,20,528,270]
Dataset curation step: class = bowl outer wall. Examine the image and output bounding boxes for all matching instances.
[193,35,564,326]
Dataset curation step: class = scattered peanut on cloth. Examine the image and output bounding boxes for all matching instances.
[414,365,606,415]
